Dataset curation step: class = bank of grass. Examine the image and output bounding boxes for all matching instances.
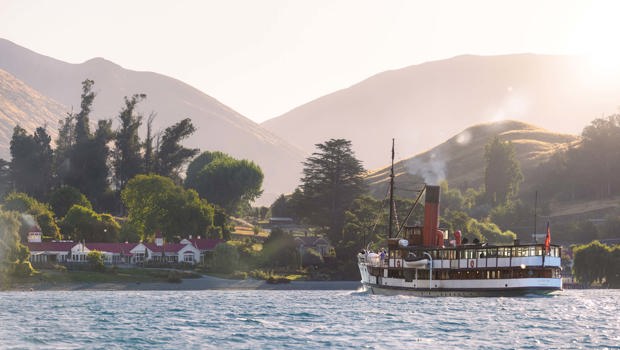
[208,269,306,283]
[3,266,201,290]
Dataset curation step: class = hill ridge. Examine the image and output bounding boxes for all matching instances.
[0,38,305,204]
[366,120,579,198]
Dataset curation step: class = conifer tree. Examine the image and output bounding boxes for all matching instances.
[298,139,366,242]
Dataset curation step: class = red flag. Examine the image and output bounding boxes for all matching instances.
[544,222,551,254]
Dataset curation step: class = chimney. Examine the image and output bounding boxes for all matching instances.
[422,185,440,246]
[27,226,43,243]
[155,231,164,247]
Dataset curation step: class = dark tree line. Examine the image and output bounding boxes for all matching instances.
[3,79,198,214]
[537,114,620,201]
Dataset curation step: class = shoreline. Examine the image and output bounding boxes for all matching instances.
[4,274,363,292]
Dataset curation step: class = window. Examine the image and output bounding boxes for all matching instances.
[184,253,194,263]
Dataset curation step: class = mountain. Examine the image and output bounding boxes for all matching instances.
[365,120,579,198]
[0,68,66,158]
[0,38,305,204]
[262,54,619,170]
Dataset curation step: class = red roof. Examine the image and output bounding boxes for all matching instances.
[86,243,138,255]
[188,238,222,251]
[26,241,77,252]
[143,243,188,253]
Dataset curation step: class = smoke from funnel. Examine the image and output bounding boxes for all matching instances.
[403,150,446,185]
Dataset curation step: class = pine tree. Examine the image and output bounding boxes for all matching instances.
[299,139,366,242]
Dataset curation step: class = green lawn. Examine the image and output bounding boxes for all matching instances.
[3,267,201,289]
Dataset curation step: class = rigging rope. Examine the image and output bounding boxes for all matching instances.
[370,185,390,236]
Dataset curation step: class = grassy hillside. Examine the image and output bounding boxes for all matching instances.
[0,69,66,159]
[366,120,579,199]
[0,38,304,204]
[262,54,618,171]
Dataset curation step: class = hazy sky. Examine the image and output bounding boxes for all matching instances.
[1,0,618,123]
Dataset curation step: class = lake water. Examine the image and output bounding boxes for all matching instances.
[0,289,618,349]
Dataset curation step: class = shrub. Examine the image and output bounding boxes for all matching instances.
[87,250,105,272]
[232,271,248,280]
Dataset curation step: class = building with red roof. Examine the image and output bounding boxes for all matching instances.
[26,233,217,266]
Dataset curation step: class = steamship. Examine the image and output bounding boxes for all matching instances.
[356,144,562,297]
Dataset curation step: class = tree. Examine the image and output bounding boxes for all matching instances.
[0,210,33,282]
[212,242,239,273]
[48,186,93,219]
[74,79,95,144]
[467,219,516,244]
[61,205,120,242]
[61,80,114,209]
[484,136,523,205]
[2,192,60,240]
[260,227,298,268]
[0,158,11,198]
[579,114,620,198]
[143,113,156,174]
[87,250,105,272]
[270,195,291,218]
[185,151,264,212]
[439,181,466,214]
[342,195,386,249]
[607,246,620,288]
[114,94,146,190]
[9,126,53,200]
[55,113,76,165]
[298,139,366,242]
[155,118,198,180]
[572,240,610,286]
[121,174,214,241]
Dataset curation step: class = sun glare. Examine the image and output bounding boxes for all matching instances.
[572,1,620,80]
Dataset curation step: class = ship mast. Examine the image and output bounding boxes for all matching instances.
[388,139,395,239]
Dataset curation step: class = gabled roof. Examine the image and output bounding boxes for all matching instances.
[86,243,138,255]
[187,238,223,251]
[26,241,77,252]
[143,243,188,253]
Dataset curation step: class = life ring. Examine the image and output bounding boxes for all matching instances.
[469,260,475,268]
[396,260,401,268]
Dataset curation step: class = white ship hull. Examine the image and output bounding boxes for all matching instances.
[361,278,562,297]
[357,248,563,297]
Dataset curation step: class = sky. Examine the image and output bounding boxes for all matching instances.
[1,0,619,123]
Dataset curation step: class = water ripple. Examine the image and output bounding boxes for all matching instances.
[0,289,618,349]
